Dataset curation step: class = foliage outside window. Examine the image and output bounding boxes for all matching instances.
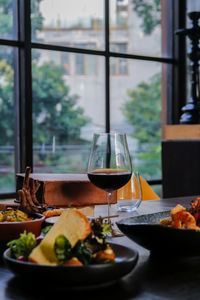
[122,0,162,190]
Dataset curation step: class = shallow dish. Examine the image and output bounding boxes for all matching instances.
[3,243,138,287]
[0,213,45,242]
[116,211,200,256]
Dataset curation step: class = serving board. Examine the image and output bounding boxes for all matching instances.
[16,173,117,208]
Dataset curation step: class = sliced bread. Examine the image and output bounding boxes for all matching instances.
[29,208,91,265]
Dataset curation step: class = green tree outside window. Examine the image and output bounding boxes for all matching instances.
[123,0,161,185]
[0,0,89,191]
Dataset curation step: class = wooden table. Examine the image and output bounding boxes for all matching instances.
[0,195,199,300]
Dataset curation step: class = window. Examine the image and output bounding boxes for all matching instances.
[48,48,70,75]
[0,46,15,194]
[75,43,97,75]
[75,53,96,75]
[61,52,70,75]
[75,54,84,75]
[110,43,128,75]
[0,1,17,40]
[44,42,71,74]
[0,0,186,199]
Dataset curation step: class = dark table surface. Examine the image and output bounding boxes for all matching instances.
[1,195,200,300]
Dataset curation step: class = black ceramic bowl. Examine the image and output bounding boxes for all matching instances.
[116,211,200,256]
[3,242,138,288]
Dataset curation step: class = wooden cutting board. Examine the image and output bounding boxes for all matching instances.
[16,173,117,207]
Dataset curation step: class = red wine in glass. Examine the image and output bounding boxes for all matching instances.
[87,132,132,217]
[88,169,132,192]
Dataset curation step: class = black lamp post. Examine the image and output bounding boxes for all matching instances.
[176,12,200,124]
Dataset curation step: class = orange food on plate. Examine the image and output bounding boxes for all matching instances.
[43,209,65,218]
[171,210,197,229]
[63,257,83,266]
[171,204,186,216]
[190,197,200,226]
[94,245,115,263]
[159,199,200,230]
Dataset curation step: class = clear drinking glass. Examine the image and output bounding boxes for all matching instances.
[117,171,142,212]
[87,132,132,217]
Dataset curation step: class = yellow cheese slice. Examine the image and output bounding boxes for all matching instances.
[29,208,91,265]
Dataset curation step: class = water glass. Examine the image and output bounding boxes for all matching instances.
[117,171,142,212]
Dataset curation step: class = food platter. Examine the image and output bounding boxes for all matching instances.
[3,243,138,288]
[116,210,200,256]
[0,213,45,242]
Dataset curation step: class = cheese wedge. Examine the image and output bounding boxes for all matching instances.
[29,208,91,265]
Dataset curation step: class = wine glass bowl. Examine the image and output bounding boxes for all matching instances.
[87,132,132,217]
[87,169,132,192]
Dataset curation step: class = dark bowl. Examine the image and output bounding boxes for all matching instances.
[116,211,200,256]
[3,242,138,288]
[0,213,45,242]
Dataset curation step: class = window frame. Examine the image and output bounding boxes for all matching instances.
[0,0,186,199]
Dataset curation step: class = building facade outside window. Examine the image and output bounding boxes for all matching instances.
[75,43,97,76]
[110,43,128,75]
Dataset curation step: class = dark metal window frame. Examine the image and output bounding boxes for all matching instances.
[0,0,186,199]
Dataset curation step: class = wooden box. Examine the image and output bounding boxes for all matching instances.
[16,173,117,207]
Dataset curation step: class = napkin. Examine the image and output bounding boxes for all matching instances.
[140,176,160,201]
[117,175,160,201]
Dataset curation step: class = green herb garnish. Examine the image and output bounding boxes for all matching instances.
[102,222,112,235]
[7,231,36,259]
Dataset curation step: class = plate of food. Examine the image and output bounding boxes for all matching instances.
[116,197,200,256]
[4,208,138,288]
[0,208,45,242]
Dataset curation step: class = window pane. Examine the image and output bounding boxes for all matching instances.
[119,57,128,75]
[187,0,199,12]
[75,43,97,75]
[110,57,116,75]
[0,46,15,192]
[61,52,70,75]
[0,0,17,40]
[32,49,105,173]
[31,0,105,50]
[75,54,84,75]
[87,56,96,75]
[110,43,128,76]
[110,0,162,57]
[110,56,128,76]
[110,59,162,180]
[151,184,162,197]
[48,51,70,75]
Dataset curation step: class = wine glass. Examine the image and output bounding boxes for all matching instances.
[87,132,132,218]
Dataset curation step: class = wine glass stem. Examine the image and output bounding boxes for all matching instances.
[108,192,112,217]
